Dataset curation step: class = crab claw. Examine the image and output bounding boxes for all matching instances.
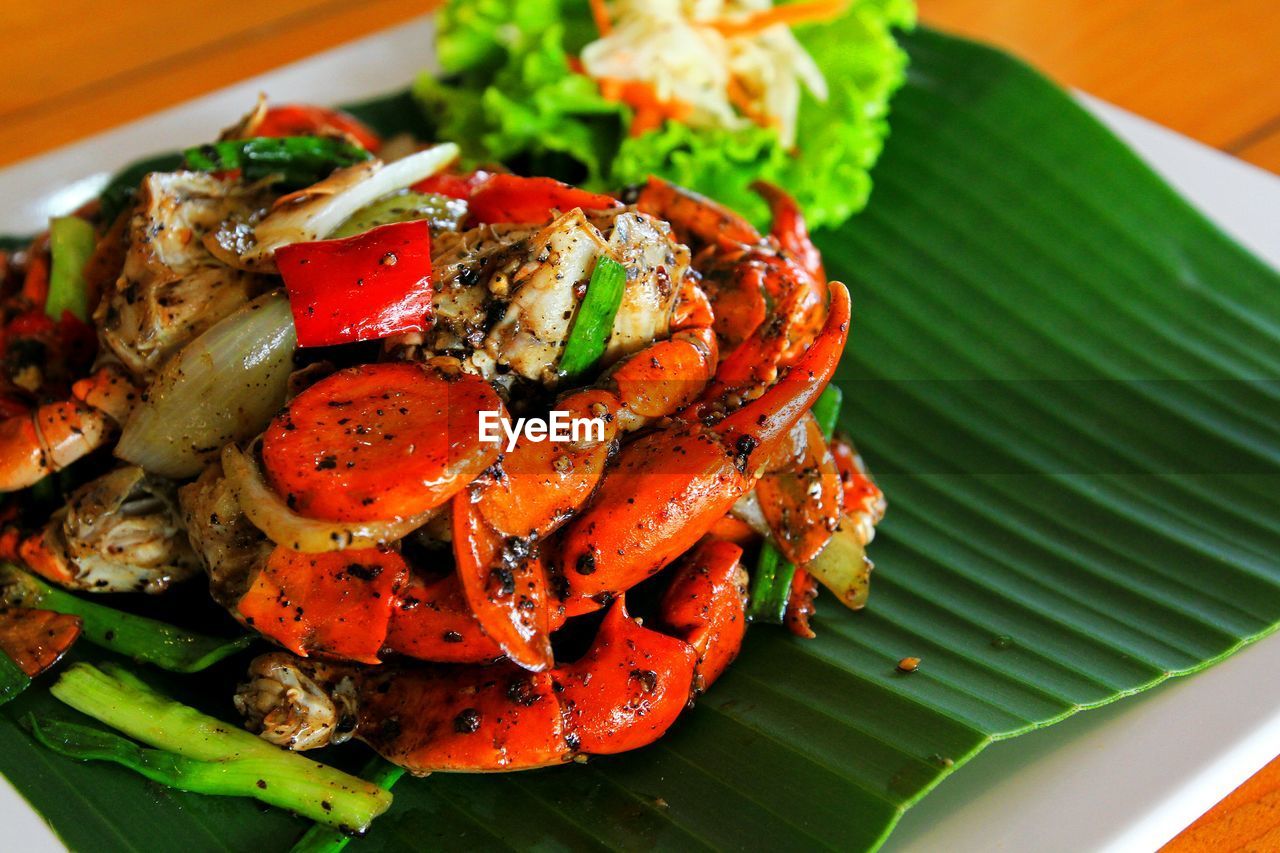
[751,180,824,284]
[554,596,697,755]
[452,493,555,672]
[635,177,761,249]
[452,388,618,672]
[659,538,748,690]
[557,282,850,612]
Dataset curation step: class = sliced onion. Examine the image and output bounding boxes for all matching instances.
[730,491,770,535]
[330,190,467,239]
[243,142,460,268]
[116,291,297,479]
[805,522,872,611]
[222,441,437,553]
[734,492,872,611]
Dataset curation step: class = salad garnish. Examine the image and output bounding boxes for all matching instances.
[419,0,915,227]
[581,0,846,146]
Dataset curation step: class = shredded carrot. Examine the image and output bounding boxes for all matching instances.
[726,77,776,130]
[589,0,613,36]
[599,77,692,136]
[708,0,852,38]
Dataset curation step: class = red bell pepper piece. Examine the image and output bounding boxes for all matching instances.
[411,169,491,200]
[467,174,621,225]
[276,221,433,348]
[255,104,382,153]
[7,310,55,338]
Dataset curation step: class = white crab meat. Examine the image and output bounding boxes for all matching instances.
[234,652,357,750]
[178,461,272,608]
[599,209,688,362]
[38,465,201,594]
[485,209,611,384]
[97,171,265,380]
[410,207,690,387]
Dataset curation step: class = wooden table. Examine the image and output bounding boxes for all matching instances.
[1,1,1276,849]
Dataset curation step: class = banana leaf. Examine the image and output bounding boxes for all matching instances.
[3,26,1279,852]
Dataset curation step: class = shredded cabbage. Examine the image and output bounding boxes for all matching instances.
[579,0,829,149]
[417,0,914,229]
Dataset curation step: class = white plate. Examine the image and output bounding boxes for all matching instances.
[3,15,1279,852]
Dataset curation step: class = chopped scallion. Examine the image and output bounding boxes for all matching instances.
[291,755,406,853]
[41,664,392,831]
[184,137,372,188]
[559,256,627,381]
[46,216,96,322]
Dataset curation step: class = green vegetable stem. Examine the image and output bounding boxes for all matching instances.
[40,664,393,832]
[748,384,843,623]
[291,756,406,853]
[46,216,96,322]
[0,564,250,673]
[559,255,627,381]
[184,137,372,188]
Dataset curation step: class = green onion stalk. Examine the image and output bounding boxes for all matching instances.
[184,137,372,188]
[41,664,392,832]
[46,215,96,322]
[0,564,250,672]
[559,256,627,381]
[291,756,406,853]
[748,384,843,623]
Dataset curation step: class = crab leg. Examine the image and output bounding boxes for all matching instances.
[634,177,761,249]
[831,435,887,549]
[657,538,750,690]
[555,281,850,615]
[234,540,747,772]
[447,279,718,671]
[753,412,844,566]
[0,365,136,493]
[554,596,697,755]
[451,496,557,672]
[451,385,619,671]
[0,606,82,677]
[605,276,719,430]
[237,547,409,665]
[384,572,508,664]
[750,180,825,284]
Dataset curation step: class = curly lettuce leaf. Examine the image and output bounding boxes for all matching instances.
[417,0,915,229]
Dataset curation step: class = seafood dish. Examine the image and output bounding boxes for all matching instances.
[0,91,884,832]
